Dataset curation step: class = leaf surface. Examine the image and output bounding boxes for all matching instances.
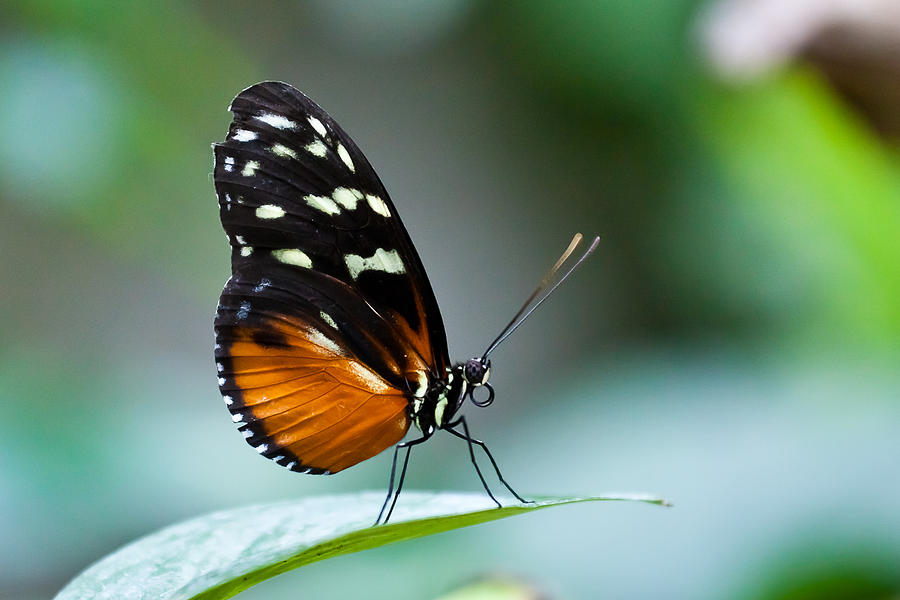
[55,491,668,600]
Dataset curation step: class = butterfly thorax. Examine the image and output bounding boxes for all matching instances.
[411,365,466,435]
[410,357,491,435]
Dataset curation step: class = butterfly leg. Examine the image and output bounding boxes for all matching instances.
[375,435,431,526]
[444,416,501,508]
[446,415,530,505]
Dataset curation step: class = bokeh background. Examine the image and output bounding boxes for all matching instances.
[2,1,899,598]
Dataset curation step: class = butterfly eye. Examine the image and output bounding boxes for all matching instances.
[463,357,490,386]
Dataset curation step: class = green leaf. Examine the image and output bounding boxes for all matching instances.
[55,491,668,600]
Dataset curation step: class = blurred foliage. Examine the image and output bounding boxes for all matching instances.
[2,0,899,599]
[433,577,546,600]
[742,542,900,600]
[696,71,900,348]
[2,0,252,290]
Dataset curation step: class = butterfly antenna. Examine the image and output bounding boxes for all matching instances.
[482,233,600,359]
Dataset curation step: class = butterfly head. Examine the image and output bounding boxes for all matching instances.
[463,357,491,387]
[462,357,495,408]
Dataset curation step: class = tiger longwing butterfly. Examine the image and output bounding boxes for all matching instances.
[212,81,598,524]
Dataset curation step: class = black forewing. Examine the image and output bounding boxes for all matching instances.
[212,81,449,376]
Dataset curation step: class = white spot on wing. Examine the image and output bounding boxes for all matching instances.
[365,194,390,217]
[304,194,340,215]
[240,246,253,257]
[307,327,342,355]
[305,140,327,157]
[320,311,338,329]
[235,235,246,245]
[218,377,226,386]
[256,204,286,219]
[308,116,327,137]
[223,395,233,405]
[272,249,312,268]
[336,143,355,172]
[344,248,406,280]
[254,113,297,130]
[237,300,251,320]
[253,278,271,293]
[271,144,298,159]
[332,187,359,210]
[232,129,257,142]
[223,156,235,172]
[241,160,259,177]
[285,461,296,470]
[256,444,268,454]
[348,361,390,393]
[231,413,243,423]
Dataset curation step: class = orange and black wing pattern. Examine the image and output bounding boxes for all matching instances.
[213,82,449,473]
[216,268,420,473]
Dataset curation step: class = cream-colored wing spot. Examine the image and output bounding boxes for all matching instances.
[272,249,312,268]
[254,113,298,130]
[344,248,406,280]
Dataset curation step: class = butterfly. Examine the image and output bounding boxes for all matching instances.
[212,81,598,524]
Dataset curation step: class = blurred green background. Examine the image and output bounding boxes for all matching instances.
[2,1,899,598]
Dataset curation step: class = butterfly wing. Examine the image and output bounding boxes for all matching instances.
[213,82,449,473]
[215,81,448,374]
[215,268,414,474]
